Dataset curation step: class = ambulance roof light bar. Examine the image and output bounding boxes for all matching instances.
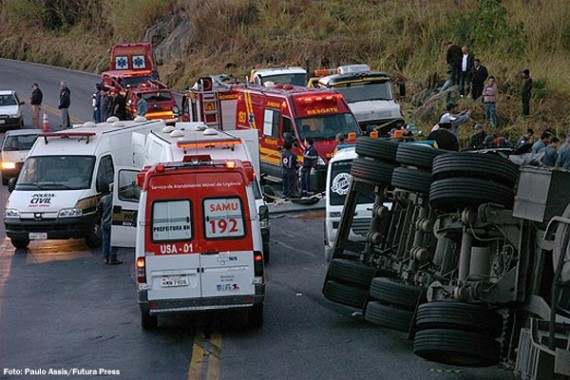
[39,132,97,144]
[176,138,241,150]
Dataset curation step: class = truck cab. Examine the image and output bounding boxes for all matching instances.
[249,66,307,87]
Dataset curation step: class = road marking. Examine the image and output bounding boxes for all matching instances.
[273,238,316,257]
[20,95,84,124]
[188,333,222,380]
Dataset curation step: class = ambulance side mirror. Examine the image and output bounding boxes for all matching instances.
[8,177,16,192]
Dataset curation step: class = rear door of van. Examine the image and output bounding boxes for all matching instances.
[111,167,140,248]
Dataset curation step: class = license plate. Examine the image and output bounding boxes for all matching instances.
[161,276,189,288]
[0,120,5,124]
[29,232,47,240]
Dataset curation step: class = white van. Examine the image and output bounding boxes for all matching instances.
[135,158,265,329]
[1,129,41,185]
[324,146,377,261]
[113,122,271,260]
[4,119,166,249]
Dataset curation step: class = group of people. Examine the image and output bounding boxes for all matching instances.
[529,131,570,169]
[280,136,318,199]
[92,83,148,122]
[28,81,71,130]
[445,41,534,129]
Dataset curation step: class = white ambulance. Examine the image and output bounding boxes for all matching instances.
[3,118,165,249]
[134,158,265,329]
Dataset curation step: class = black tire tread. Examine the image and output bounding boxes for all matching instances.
[391,166,432,194]
[396,143,447,169]
[328,259,376,287]
[355,137,399,162]
[429,177,514,211]
[364,301,414,332]
[323,280,368,309]
[369,277,425,309]
[351,158,397,185]
[432,152,519,186]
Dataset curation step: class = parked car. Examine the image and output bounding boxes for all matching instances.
[0,90,25,131]
[1,129,40,185]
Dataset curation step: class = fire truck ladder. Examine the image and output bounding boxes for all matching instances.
[201,91,221,129]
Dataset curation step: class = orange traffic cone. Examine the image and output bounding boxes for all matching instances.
[42,112,50,132]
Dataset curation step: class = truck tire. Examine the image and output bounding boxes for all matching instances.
[85,221,102,248]
[248,304,264,328]
[141,311,158,330]
[364,301,414,332]
[395,143,447,170]
[328,259,376,287]
[432,152,519,187]
[415,301,502,338]
[413,328,500,367]
[369,277,425,309]
[323,280,368,309]
[391,167,432,194]
[429,178,514,212]
[351,158,397,186]
[11,237,30,250]
[355,137,399,162]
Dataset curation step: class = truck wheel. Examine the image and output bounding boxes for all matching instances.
[429,178,514,212]
[248,304,264,328]
[328,258,376,287]
[351,158,397,186]
[432,152,519,187]
[415,301,502,338]
[391,167,432,194]
[85,221,102,248]
[364,301,414,332]
[11,237,30,249]
[141,311,158,330]
[323,280,368,309]
[355,137,399,162]
[413,328,500,367]
[395,143,447,170]
[369,277,425,309]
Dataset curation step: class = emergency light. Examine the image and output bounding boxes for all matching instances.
[176,138,241,149]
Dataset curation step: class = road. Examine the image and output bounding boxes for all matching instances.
[0,59,516,380]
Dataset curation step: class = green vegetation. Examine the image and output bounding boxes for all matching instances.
[1,0,570,137]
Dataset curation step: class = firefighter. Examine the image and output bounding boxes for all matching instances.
[281,140,298,199]
[301,137,318,196]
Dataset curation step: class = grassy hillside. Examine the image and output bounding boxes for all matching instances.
[2,0,570,138]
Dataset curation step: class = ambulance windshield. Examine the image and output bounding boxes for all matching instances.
[16,155,96,190]
[296,113,360,141]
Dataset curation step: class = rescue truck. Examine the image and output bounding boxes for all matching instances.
[134,158,265,329]
[109,42,159,79]
[125,85,178,124]
[100,70,166,92]
[314,64,405,134]
[248,66,307,87]
[235,85,362,190]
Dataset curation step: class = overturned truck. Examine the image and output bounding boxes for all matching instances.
[323,137,570,379]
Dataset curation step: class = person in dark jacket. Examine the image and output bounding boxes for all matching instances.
[541,136,560,167]
[459,46,474,96]
[471,59,489,100]
[521,69,533,116]
[281,141,298,198]
[300,137,318,196]
[427,114,459,151]
[99,88,113,122]
[96,183,121,265]
[469,124,488,149]
[112,90,127,120]
[446,41,463,86]
[58,80,71,129]
[93,83,102,123]
[30,83,43,129]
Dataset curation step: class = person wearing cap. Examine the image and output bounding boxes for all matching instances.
[427,115,459,151]
[469,123,488,149]
[58,80,71,130]
[30,83,43,129]
[517,128,535,149]
[437,101,471,137]
[521,69,533,116]
[482,76,498,128]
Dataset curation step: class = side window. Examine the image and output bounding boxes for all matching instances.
[117,170,141,202]
[152,200,193,242]
[262,109,280,138]
[203,197,246,239]
[282,117,292,138]
[96,155,114,188]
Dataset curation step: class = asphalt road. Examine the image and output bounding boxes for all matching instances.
[0,59,517,380]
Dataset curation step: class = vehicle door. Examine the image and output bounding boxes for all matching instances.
[111,166,140,248]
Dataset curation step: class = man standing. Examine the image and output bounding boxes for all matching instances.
[446,41,463,86]
[30,83,43,129]
[96,183,122,265]
[482,76,498,128]
[136,93,148,117]
[113,90,127,120]
[58,80,71,129]
[300,137,318,196]
[521,69,533,116]
[471,59,488,100]
[280,141,298,199]
[459,46,474,96]
[93,83,102,123]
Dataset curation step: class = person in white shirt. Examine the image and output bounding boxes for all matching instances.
[460,46,474,97]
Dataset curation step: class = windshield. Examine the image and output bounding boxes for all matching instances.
[329,160,375,206]
[3,134,38,151]
[262,73,307,87]
[16,155,96,190]
[121,76,154,88]
[0,94,17,106]
[142,92,172,102]
[334,81,393,103]
[296,113,361,141]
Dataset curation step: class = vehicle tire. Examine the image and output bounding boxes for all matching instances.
[364,301,414,332]
[432,152,519,187]
[11,237,30,249]
[413,328,500,367]
[395,143,447,170]
[415,301,502,338]
[248,304,264,328]
[350,157,397,186]
[328,258,376,287]
[323,280,368,309]
[85,221,102,248]
[369,277,425,309]
[141,311,158,330]
[355,137,399,162]
[429,177,514,212]
[391,167,432,194]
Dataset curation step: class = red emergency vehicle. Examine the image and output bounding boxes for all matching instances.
[126,85,178,124]
[135,157,265,329]
[110,42,159,78]
[100,70,165,92]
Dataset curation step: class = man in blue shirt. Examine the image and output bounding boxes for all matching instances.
[281,141,298,199]
[136,93,148,117]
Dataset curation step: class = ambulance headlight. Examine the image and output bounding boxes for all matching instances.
[5,209,20,217]
[58,208,83,217]
[1,162,16,170]
[317,157,326,166]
